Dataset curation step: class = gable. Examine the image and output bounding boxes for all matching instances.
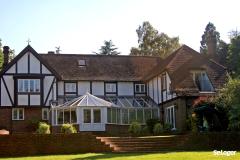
[0,45,60,78]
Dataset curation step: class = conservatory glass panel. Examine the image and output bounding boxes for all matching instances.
[129,108,136,123]
[71,110,77,123]
[116,108,121,124]
[137,109,144,123]
[152,108,159,119]
[93,109,101,123]
[122,109,129,124]
[144,109,152,122]
[57,110,64,124]
[112,108,117,124]
[107,108,111,123]
[64,111,70,123]
[84,109,91,123]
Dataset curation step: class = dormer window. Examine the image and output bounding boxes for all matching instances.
[192,71,214,92]
[78,60,86,67]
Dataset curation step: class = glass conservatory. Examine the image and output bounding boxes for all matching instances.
[51,92,160,131]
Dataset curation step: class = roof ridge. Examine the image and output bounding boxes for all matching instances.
[209,59,227,69]
[39,53,163,59]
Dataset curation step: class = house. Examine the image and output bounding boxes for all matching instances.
[0,40,227,133]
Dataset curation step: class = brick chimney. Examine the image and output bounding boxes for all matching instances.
[3,46,10,68]
[206,29,217,56]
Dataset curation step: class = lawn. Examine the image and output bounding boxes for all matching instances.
[0,152,239,160]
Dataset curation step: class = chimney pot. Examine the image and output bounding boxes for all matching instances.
[3,46,10,68]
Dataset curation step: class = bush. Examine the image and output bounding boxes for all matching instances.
[153,123,164,135]
[146,118,160,133]
[36,122,50,134]
[128,122,141,136]
[28,118,40,131]
[163,123,172,132]
[142,126,150,135]
[61,124,77,134]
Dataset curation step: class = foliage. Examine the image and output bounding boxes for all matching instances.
[27,118,40,131]
[190,114,198,133]
[130,21,180,58]
[146,118,160,133]
[163,123,172,132]
[200,22,228,65]
[141,126,150,135]
[36,122,50,134]
[153,123,164,135]
[228,104,240,131]
[0,39,15,70]
[61,124,77,134]
[94,40,120,55]
[200,22,220,54]
[128,122,142,136]
[216,77,240,131]
[227,32,240,78]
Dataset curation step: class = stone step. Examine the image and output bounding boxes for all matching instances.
[98,134,189,152]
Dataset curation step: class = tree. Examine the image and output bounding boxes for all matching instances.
[94,40,120,55]
[200,22,228,65]
[130,21,180,58]
[200,22,220,54]
[227,31,240,78]
[216,78,240,131]
[0,39,3,70]
[0,39,15,70]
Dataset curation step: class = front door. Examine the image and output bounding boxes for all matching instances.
[79,108,106,131]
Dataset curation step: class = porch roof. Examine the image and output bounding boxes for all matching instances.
[53,92,117,109]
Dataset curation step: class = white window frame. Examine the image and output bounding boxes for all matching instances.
[18,79,40,93]
[65,82,77,93]
[135,84,145,93]
[12,108,24,120]
[105,83,116,93]
[42,108,49,120]
[165,106,176,129]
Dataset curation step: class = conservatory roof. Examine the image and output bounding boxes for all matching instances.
[53,92,116,108]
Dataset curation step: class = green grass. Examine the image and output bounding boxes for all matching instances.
[0,152,239,160]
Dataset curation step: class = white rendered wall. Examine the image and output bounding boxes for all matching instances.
[78,81,90,95]
[92,81,104,96]
[118,82,134,96]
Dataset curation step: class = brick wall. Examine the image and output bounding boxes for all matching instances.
[0,108,11,131]
[0,133,112,157]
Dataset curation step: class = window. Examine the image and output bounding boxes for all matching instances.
[135,84,145,93]
[12,108,24,120]
[165,106,175,129]
[78,60,86,67]
[84,109,91,123]
[93,109,101,123]
[105,83,116,93]
[42,108,49,120]
[18,79,40,93]
[65,82,77,93]
[161,74,167,90]
[193,71,214,92]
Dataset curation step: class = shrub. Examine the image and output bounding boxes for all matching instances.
[128,122,141,136]
[142,126,150,135]
[28,118,40,131]
[163,123,172,132]
[153,123,164,135]
[36,122,50,134]
[146,118,160,133]
[61,124,77,134]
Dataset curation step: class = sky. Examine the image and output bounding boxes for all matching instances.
[0,0,240,55]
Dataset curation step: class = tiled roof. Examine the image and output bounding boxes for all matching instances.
[39,44,227,93]
[40,54,161,81]
[143,45,227,92]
